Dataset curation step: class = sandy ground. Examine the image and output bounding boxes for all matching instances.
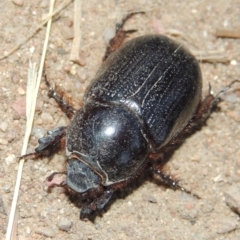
[0,0,240,239]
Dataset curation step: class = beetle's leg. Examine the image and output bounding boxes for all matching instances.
[46,171,67,182]
[103,12,144,61]
[158,80,240,160]
[44,74,76,119]
[80,189,114,220]
[19,126,66,159]
[151,166,200,199]
[183,80,240,135]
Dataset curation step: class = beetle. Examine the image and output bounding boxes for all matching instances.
[21,16,238,220]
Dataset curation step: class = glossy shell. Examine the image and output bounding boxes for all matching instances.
[66,35,202,191]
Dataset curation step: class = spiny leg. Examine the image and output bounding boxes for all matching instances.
[20,126,66,159]
[158,80,240,158]
[44,74,76,119]
[151,166,200,199]
[102,12,144,61]
[185,80,240,133]
[80,189,114,220]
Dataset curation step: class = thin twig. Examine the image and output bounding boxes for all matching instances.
[70,0,83,64]
[193,50,229,63]
[5,1,56,239]
[215,28,240,39]
[0,0,73,61]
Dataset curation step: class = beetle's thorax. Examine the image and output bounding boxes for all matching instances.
[66,101,150,185]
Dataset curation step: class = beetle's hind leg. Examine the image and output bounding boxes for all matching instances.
[19,126,66,160]
[102,12,144,61]
[151,166,200,199]
[44,74,76,119]
[158,80,240,156]
[185,80,240,133]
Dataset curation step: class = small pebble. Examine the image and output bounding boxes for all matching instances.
[76,51,87,66]
[12,97,26,116]
[56,117,68,127]
[41,112,54,124]
[40,0,49,8]
[63,19,73,27]
[26,226,31,234]
[176,200,199,220]
[19,206,33,218]
[0,138,8,145]
[152,18,166,34]
[17,87,25,95]
[61,26,74,40]
[0,122,8,132]
[77,70,87,82]
[213,174,223,182]
[57,217,73,231]
[215,217,238,234]
[0,197,6,215]
[12,0,24,6]
[31,128,46,139]
[35,227,56,237]
[121,226,136,237]
[70,64,77,75]
[40,211,48,219]
[103,27,115,44]
[35,118,43,125]
[5,154,17,165]
[6,130,16,143]
[142,193,157,203]
[2,185,11,193]
[59,208,65,214]
[224,185,240,215]
[223,92,238,103]
[226,110,240,122]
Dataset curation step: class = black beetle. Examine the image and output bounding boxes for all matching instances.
[66,34,202,194]
[21,28,238,219]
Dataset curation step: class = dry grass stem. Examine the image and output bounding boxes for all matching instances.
[0,0,73,61]
[70,0,83,64]
[5,1,56,239]
[215,28,240,38]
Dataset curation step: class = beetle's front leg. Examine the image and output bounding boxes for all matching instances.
[44,74,76,119]
[20,126,66,159]
[80,189,114,220]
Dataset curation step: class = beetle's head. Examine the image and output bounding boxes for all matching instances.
[66,158,102,194]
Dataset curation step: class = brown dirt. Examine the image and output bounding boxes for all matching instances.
[0,1,240,239]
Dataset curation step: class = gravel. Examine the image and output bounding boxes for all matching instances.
[57,217,73,232]
[0,1,240,239]
[224,185,240,215]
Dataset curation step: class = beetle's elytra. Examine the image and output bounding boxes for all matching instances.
[21,19,238,220]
